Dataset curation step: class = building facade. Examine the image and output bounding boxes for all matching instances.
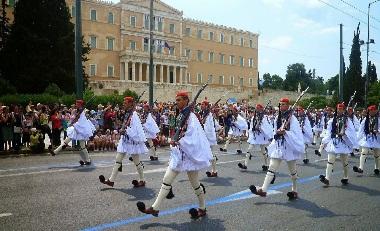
[10,0,259,101]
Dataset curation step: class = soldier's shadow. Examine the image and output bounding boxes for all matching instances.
[255,198,355,218]
[200,176,235,186]
[100,187,156,201]
[139,218,226,231]
[303,162,326,170]
[330,183,380,196]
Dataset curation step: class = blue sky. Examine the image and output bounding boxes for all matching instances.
[111,0,380,81]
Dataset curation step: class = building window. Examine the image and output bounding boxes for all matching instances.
[197,50,203,61]
[157,17,163,32]
[240,57,244,67]
[240,37,244,46]
[219,76,224,85]
[249,78,253,86]
[240,77,244,86]
[130,16,136,28]
[229,55,235,65]
[169,47,175,55]
[107,37,114,51]
[230,35,234,45]
[90,36,97,49]
[187,73,191,84]
[129,40,136,50]
[230,76,235,85]
[107,65,114,77]
[157,42,162,54]
[169,24,175,34]
[89,64,96,76]
[185,49,191,58]
[197,29,202,39]
[144,38,149,52]
[90,9,97,21]
[208,75,213,83]
[248,58,254,67]
[144,14,149,29]
[220,33,224,43]
[250,39,253,48]
[185,27,191,36]
[108,12,114,24]
[197,73,203,83]
[71,6,75,17]
[209,31,214,41]
[220,54,225,64]
[209,52,214,63]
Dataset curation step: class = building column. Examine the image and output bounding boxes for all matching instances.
[153,64,156,82]
[179,67,183,84]
[167,65,170,83]
[173,66,177,84]
[146,64,149,82]
[125,61,129,81]
[184,68,188,84]
[132,62,136,81]
[138,62,142,82]
[160,64,164,83]
[120,62,124,80]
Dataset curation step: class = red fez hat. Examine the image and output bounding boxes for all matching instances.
[348,107,353,111]
[368,105,377,111]
[124,96,134,103]
[76,100,84,106]
[337,103,345,109]
[280,98,289,103]
[256,104,264,109]
[201,100,209,106]
[176,90,189,98]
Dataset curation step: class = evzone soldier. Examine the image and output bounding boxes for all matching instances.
[347,106,360,156]
[312,109,323,146]
[199,100,220,177]
[99,96,148,188]
[315,106,334,157]
[137,90,213,219]
[50,100,95,166]
[220,105,248,154]
[238,103,273,171]
[319,103,357,186]
[250,97,305,200]
[296,106,313,164]
[353,105,380,175]
[141,103,160,161]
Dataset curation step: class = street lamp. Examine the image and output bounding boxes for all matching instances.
[364,0,379,106]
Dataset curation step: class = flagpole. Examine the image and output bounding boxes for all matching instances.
[149,0,154,107]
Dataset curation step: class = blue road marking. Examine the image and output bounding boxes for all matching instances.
[81,173,326,231]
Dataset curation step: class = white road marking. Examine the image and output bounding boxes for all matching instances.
[0,213,13,218]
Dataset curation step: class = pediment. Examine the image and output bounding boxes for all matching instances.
[121,0,182,16]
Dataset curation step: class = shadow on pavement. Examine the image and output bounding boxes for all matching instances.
[255,198,356,218]
[139,218,225,231]
[200,176,235,187]
[100,187,156,201]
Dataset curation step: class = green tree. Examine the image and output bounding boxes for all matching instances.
[344,23,364,105]
[0,0,11,50]
[283,63,308,91]
[367,81,380,106]
[0,0,89,94]
[262,73,283,89]
[366,61,377,85]
[325,74,339,95]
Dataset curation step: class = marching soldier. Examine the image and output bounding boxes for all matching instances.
[238,104,273,171]
[99,96,148,188]
[250,97,305,200]
[137,90,212,219]
[50,100,95,166]
[296,106,313,164]
[315,107,334,157]
[319,103,357,186]
[353,105,380,175]
[141,103,160,161]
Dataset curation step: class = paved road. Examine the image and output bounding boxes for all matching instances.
[1,143,379,231]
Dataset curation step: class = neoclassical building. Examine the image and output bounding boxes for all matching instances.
[10,0,259,101]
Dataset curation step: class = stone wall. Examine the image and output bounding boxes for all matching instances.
[89,80,326,104]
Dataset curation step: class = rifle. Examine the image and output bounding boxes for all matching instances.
[172,79,211,143]
[136,90,146,103]
[253,100,272,132]
[70,95,96,125]
[279,86,309,132]
[340,91,356,136]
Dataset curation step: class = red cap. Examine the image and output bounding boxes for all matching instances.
[76,100,84,107]
[124,96,134,103]
[256,104,264,109]
[201,100,209,106]
[337,103,345,109]
[280,98,289,103]
[176,90,189,98]
[368,105,377,111]
[348,107,353,111]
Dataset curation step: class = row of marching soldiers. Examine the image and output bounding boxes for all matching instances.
[50,93,379,220]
